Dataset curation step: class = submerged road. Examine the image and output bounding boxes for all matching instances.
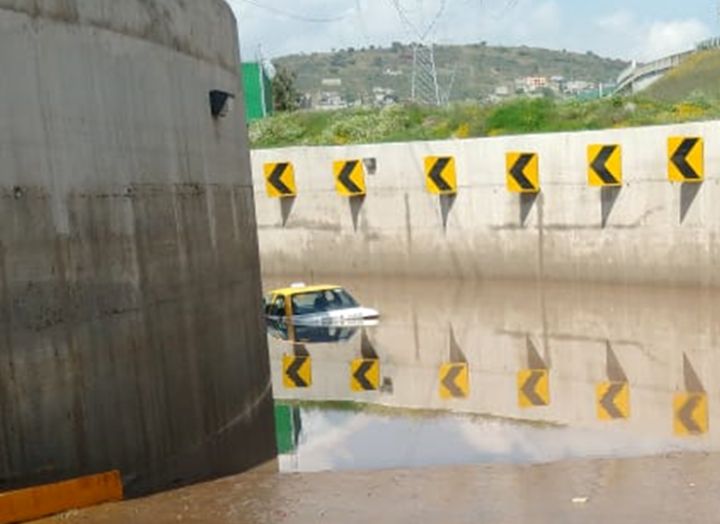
[39,276,720,522]
[38,453,719,523]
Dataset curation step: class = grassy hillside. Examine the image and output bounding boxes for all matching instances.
[250,96,720,148]
[646,49,720,102]
[274,43,628,103]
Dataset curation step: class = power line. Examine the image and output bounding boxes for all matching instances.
[354,0,372,47]
[457,0,518,21]
[493,0,519,20]
[388,0,423,40]
[479,0,519,21]
[412,44,441,105]
[396,0,520,106]
[419,0,448,41]
[388,0,448,42]
[236,0,351,23]
[385,1,449,106]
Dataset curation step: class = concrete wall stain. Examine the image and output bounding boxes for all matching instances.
[0,0,274,498]
[0,0,239,73]
[253,122,720,286]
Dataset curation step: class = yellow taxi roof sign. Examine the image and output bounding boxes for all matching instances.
[269,284,342,297]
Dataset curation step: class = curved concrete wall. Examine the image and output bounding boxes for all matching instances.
[0,0,274,496]
[253,120,720,287]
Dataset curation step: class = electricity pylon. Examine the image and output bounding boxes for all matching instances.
[411,43,441,106]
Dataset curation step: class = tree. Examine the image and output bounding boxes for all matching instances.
[273,66,299,112]
[540,87,556,99]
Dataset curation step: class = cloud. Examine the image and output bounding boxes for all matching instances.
[228,0,570,57]
[227,0,712,62]
[228,0,407,57]
[641,19,711,61]
[464,0,563,46]
[596,10,634,32]
[594,10,711,62]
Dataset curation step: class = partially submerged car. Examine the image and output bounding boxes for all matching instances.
[266,319,361,344]
[264,283,379,327]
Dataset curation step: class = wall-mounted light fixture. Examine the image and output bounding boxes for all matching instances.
[209,90,235,118]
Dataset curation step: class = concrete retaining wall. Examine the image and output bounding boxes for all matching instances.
[253,120,720,286]
[0,0,274,497]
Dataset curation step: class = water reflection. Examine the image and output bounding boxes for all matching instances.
[275,405,694,473]
[266,318,361,344]
[266,277,720,473]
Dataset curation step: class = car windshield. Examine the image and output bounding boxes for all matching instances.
[290,288,359,315]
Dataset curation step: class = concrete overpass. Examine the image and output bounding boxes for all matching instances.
[615,36,720,95]
[614,51,693,95]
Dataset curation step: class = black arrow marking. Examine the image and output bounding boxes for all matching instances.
[510,154,537,191]
[442,365,465,398]
[353,360,377,391]
[521,370,547,406]
[338,161,363,194]
[429,157,453,192]
[592,146,619,185]
[672,138,701,180]
[600,383,625,419]
[286,356,308,388]
[678,395,703,434]
[268,163,293,195]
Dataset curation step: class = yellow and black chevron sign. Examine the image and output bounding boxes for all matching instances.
[668,137,704,183]
[425,156,457,195]
[517,369,549,408]
[439,362,469,399]
[596,382,630,420]
[350,358,380,392]
[506,152,540,193]
[283,355,311,389]
[674,392,708,436]
[588,145,622,187]
[264,162,297,198]
[334,159,366,196]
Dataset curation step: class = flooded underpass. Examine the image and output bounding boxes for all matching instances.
[7,0,720,521]
[47,276,720,523]
[267,277,720,475]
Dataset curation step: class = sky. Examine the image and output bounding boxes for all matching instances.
[227,0,719,62]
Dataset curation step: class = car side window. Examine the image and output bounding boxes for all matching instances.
[331,289,358,308]
[327,290,344,309]
[273,296,286,317]
[263,295,272,314]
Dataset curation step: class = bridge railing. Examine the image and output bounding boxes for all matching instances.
[697,37,720,51]
[615,51,693,94]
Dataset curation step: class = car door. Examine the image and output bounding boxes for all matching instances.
[268,294,288,319]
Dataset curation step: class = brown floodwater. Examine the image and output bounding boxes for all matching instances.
[42,276,720,523]
[265,276,720,472]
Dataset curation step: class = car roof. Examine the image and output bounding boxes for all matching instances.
[269,284,343,297]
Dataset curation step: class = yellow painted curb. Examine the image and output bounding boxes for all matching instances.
[0,471,123,523]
